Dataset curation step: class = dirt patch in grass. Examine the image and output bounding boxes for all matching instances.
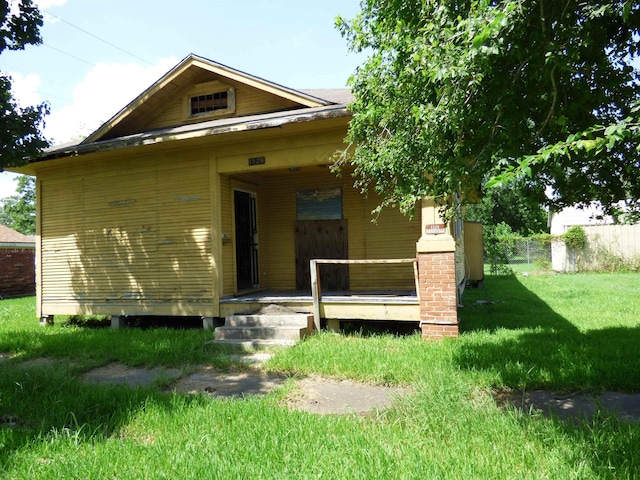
[82,363,182,387]
[173,366,287,398]
[284,376,407,415]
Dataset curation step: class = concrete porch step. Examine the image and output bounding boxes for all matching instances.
[227,314,313,328]
[212,339,298,350]
[213,311,313,348]
[214,326,308,341]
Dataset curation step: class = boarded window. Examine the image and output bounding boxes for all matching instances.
[190,91,228,115]
[296,188,342,220]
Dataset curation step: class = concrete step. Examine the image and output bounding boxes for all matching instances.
[226,313,313,328]
[214,326,308,341]
[211,339,298,350]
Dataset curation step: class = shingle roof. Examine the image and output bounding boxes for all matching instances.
[0,225,34,245]
[299,89,354,105]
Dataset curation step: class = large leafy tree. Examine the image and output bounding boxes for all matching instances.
[1,0,49,171]
[465,184,548,236]
[0,174,35,234]
[337,1,640,219]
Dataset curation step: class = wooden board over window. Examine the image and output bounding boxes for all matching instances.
[296,187,342,221]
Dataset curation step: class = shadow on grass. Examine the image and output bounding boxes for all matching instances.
[457,274,640,478]
[458,274,640,392]
[0,358,210,468]
[0,319,239,469]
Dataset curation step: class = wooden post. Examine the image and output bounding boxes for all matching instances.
[310,260,321,331]
[111,315,126,329]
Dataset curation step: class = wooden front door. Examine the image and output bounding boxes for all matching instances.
[295,219,349,291]
[234,190,258,291]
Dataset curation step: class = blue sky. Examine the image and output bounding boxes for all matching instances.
[0,0,364,199]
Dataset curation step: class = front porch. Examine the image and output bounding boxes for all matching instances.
[219,289,420,331]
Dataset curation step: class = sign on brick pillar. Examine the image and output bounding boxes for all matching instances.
[416,198,459,340]
[417,251,459,339]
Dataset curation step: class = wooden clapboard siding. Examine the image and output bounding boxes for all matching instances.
[146,79,302,131]
[39,154,215,316]
[353,193,421,290]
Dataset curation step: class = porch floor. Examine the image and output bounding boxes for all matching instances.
[219,290,420,322]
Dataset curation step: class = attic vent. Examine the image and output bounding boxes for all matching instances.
[190,91,228,115]
[184,82,235,119]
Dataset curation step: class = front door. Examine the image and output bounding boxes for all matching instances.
[234,190,258,291]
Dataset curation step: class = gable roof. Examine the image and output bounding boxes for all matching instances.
[40,102,351,161]
[0,224,35,246]
[83,54,337,144]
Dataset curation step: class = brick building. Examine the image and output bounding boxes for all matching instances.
[0,224,36,298]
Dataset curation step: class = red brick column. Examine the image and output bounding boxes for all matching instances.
[418,251,459,340]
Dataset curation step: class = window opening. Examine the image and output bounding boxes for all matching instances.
[296,187,343,220]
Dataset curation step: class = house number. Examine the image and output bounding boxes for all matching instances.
[248,156,265,166]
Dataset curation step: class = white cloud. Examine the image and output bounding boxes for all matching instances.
[7,71,41,107]
[0,172,20,200]
[8,0,66,16]
[35,0,68,9]
[44,57,179,144]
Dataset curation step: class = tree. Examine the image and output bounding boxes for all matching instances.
[465,184,548,236]
[336,1,640,220]
[1,0,49,171]
[0,174,35,234]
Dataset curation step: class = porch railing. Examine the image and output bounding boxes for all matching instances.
[309,258,419,331]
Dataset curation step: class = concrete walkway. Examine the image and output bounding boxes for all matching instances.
[79,358,405,414]
[4,354,640,419]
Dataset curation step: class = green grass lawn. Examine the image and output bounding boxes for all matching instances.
[0,272,639,479]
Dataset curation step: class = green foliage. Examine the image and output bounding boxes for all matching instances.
[562,225,588,250]
[337,1,640,219]
[484,221,516,274]
[0,175,35,234]
[465,183,548,235]
[0,0,49,170]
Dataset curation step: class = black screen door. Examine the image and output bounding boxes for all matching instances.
[234,190,258,291]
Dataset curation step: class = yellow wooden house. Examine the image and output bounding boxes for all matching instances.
[14,54,464,339]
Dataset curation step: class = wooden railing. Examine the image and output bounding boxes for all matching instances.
[309,258,419,331]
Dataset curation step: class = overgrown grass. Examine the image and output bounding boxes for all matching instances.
[0,272,639,479]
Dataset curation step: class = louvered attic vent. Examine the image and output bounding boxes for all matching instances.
[190,91,228,115]
[184,81,235,119]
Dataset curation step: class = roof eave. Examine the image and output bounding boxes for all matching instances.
[36,105,351,162]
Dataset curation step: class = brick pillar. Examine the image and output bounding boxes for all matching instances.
[417,251,459,340]
[416,198,459,340]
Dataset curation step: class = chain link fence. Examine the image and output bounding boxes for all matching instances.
[486,236,552,273]
[487,227,640,273]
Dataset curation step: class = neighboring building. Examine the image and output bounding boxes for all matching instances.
[549,204,612,272]
[0,224,35,298]
[11,54,464,339]
[550,204,640,272]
